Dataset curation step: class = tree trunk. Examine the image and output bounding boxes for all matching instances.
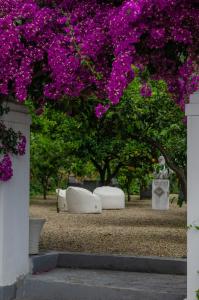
[42,176,48,200]
[43,187,47,200]
[178,173,187,205]
[105,162,123,186]
[105,161,112,185]
[56,195,60,213]
[127,185,131,202]
[90,158,106,186]
[127,176,133,202]
[98,163,106,185]
[99,170,106,185]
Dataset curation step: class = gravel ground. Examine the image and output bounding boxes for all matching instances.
[30,196,186,258]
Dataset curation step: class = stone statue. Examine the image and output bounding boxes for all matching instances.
[152,155,171,210]
[153,155,170,179]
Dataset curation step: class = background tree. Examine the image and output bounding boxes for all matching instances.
[117,166,153,202]
[119,78,187,205]
[64,77,186,204]
[63,96,156,186]
[30,107,79,198]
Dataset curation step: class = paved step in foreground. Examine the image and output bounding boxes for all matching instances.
[16,268,186,300]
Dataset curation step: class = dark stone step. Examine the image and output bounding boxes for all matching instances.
[31,252,187,275]
[16,268,186,300]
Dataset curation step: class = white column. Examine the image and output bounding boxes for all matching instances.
[0,102,31,287]
[186,92,199,300]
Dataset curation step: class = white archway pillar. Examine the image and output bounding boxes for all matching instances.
[186,92,199,300]
[0,102,31,291]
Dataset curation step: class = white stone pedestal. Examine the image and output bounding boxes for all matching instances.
[0,102,31,290]
[152,179,170,210]
[29,218,46,255]
[186,91,199,300]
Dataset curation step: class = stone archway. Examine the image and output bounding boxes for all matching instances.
[0,93,198,299]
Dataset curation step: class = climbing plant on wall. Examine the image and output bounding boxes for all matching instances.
[0,102,26,181]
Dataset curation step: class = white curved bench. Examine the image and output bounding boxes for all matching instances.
[66,186,102,214]
[56,189,68,211]
[93,186,125,210]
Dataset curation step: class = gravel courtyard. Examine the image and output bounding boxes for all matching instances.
[30,196,186,258]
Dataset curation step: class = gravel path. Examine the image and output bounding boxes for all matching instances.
[30,196,186,258]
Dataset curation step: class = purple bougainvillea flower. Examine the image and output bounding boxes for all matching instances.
[95,104,110,119]
[140,84,152,98]
[0,154,13,181]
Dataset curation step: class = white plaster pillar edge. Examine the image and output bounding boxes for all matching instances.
[186,91,199,300]
[0,101,31,288]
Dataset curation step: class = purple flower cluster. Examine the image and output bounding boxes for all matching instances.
[17,136,26,156]
[0,0,198,114]
[0,154,13,181]
[107,0,199,108]
[0,107,27,181]
[140,84,152,98]
[95,104,110,119]
[0,132,26,182]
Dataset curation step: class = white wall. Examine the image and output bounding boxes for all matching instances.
[0,102,31,286]
[186,92,199,300]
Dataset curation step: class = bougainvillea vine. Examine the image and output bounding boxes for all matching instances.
[0,0,199,180]
[0,104,26,181]
[0,0,198,111]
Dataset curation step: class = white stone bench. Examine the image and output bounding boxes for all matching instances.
[66,187,102,214]
[93,186,125,210]
[56,189,68,211]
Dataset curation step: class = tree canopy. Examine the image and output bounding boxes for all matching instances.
[119,78,187,204]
